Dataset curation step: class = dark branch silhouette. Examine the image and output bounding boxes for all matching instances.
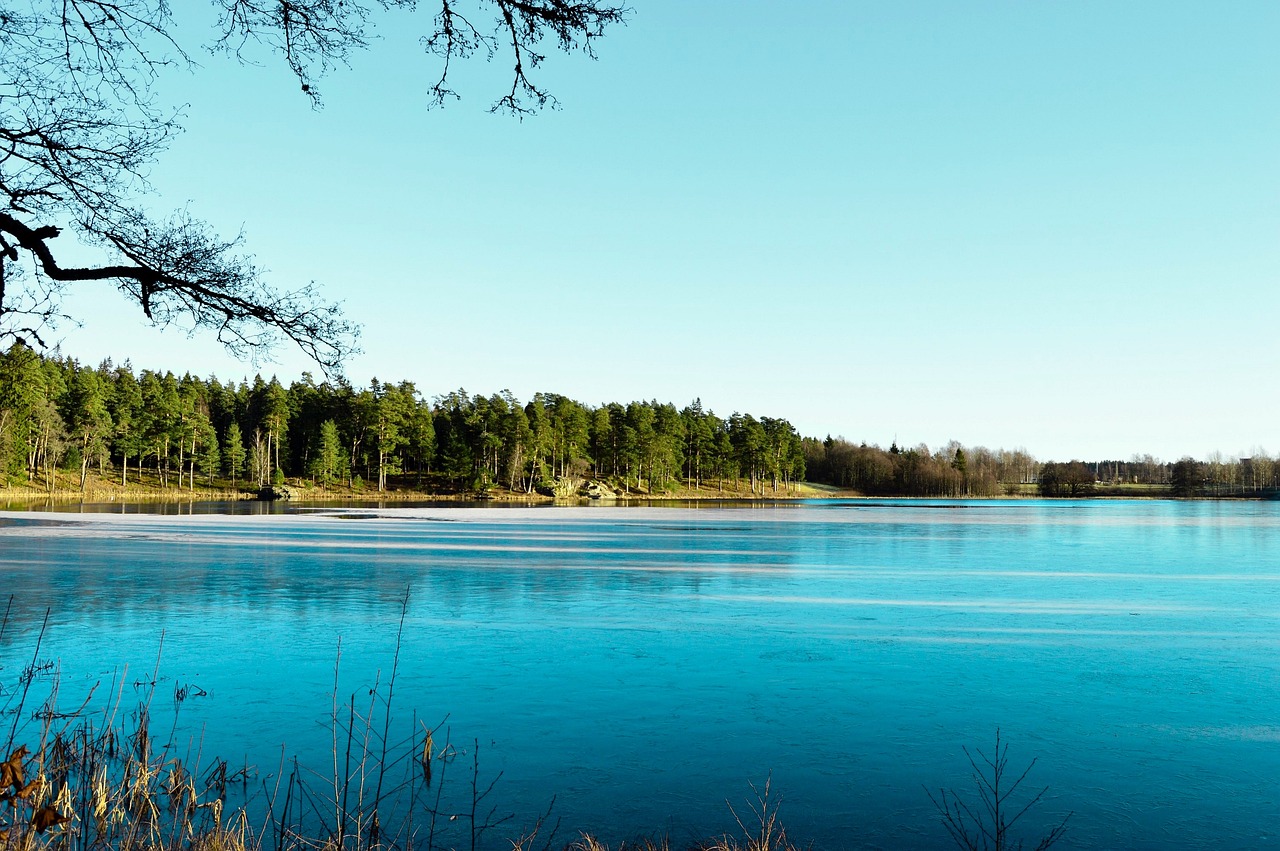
[0,0,629,372]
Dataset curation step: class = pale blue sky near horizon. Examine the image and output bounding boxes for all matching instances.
[47,1,1279,462]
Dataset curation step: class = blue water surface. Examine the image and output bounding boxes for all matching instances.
[0,499,1277,849]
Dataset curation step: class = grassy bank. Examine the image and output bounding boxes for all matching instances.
[8,469,1224,508]
[0,469,852,507]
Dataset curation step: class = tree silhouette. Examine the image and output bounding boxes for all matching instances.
[1038,461,1095,497]
[0,1,627,370]
[1170,457,1205,497]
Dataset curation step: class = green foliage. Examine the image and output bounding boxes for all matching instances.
[309,419,345,486]
[63,365,112,486]
[370,379,415,492]
[0,343,44,481]
[59,445,82,472]
[223,421,247,484]
[1,344,1270,499]
[196,420,221,483]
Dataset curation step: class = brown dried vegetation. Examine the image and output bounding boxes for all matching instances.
[0,596,483,851]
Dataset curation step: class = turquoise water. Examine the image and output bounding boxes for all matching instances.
[0,500,1277,848]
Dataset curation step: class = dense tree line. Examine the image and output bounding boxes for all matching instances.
[2,345,1275,498]
[0,345,805,496]
[1044,455,1278,496]
[802,437,1039,497]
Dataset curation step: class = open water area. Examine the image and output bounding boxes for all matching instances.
[0,499,1277,849]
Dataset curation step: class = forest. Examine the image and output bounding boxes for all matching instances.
[0,345,804,497]
[0,344,1274,499]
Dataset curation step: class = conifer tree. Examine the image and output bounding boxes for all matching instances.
[63,365,113,490]
[309,419,344,486]
[223,422,247,486]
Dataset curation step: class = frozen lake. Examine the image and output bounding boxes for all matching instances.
[1,499,1277,848]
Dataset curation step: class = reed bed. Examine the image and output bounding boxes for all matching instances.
[0,597,517,851]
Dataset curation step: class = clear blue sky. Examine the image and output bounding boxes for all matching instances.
[52,1,1279,462]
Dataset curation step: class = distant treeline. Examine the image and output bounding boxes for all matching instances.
[803,438,1036,497]
[0,344,1273,497]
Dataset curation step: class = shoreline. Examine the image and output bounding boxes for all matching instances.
[1,489,1265,508]
[0,471,853,506]
[2,474,1269,507]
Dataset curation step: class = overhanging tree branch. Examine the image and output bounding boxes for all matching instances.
[1,0,629,371]
[0,210,354,371]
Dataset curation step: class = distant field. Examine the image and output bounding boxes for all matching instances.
[1091,482,1170,497]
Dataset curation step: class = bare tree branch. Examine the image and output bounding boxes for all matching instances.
[0,0,628,371]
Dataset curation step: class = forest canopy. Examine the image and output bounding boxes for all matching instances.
[4,345,1274,499]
